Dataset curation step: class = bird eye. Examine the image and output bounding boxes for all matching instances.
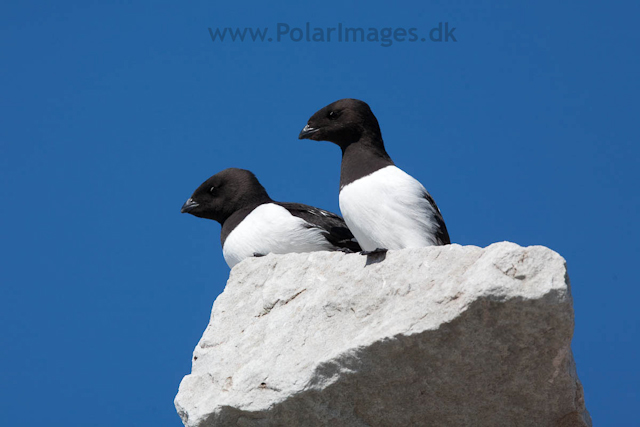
[328,110,339,120]
[209,186,216,194]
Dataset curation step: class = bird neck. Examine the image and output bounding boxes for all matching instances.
[339,135,394,189]
[219,201,268,246]
[218,190,272,228]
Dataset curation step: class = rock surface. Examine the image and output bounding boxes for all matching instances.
[175,242,591,427]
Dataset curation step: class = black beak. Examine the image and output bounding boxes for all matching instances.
[181,198,199,213]
[298,124,319,139]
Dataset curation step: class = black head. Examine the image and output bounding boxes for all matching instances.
[180,168,272,224]
[298,98,383,149]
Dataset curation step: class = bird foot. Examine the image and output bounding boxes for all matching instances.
[337,247,356,254]
[360,248,388,256]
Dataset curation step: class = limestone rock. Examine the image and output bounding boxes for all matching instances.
[175,242,591,427]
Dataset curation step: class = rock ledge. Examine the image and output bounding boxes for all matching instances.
[175,242,591,427]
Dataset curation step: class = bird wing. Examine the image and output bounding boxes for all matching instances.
[422,191,451,245]
[277,202,361,252]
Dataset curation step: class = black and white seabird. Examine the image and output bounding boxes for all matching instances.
[298,98,450,252]
[181,168,361,268]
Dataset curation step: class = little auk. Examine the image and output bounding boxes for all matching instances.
[181,168,361,267]
[299,98,450,253]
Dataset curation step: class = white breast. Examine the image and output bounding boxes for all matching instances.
[222,203,333,268]
[339,165,442,251]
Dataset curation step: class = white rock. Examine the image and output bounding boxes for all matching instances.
[175,242,591,427]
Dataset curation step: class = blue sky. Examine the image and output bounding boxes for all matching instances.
[1,1,638,425]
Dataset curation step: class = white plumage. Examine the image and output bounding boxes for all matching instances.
[222,203,333,268]
[339,166,443,251]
